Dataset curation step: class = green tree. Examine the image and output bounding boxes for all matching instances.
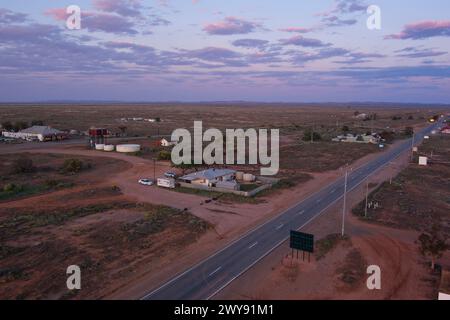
[302,130,322,142]
[31,120,44,126]
[417,224,448,270]
[1,121,13,131]
[13,121,29,132]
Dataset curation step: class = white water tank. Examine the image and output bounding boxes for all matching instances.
[116,144,140,153]
[103,145,115,152]
[95,144,105,150]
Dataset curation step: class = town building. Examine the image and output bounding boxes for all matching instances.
[160,138,177,147]
[332,133,381,144]
[440,126,450,134]
[2,125,67,142]
[179,168,238,190]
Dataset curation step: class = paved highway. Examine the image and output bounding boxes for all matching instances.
[142,121,442,300]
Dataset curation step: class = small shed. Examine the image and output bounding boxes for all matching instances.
[418,156,428,166]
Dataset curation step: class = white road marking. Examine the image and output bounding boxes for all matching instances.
[297,210,305,215]
[248,242,258,249]
[208,266,222,277]
[331,188,336,193]
[276,223,284,230]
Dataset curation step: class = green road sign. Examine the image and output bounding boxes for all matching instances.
[290,231,314,253]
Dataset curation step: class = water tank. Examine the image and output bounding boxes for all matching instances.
[236,171,244,180]
[95,144,105,150]
[243,173,255,182]
[103,145,115,152]
[116,144,141,153]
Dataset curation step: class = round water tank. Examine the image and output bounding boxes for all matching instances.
[243,173,255,182]
[103,145,115,152]
[236,171,244,180]
[116,144,141,153]
[95,144,105,150]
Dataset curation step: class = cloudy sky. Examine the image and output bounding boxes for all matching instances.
[0,0,449,103]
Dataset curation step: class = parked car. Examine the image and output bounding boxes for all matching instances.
[138,178,154,186]
[164,171,177,178]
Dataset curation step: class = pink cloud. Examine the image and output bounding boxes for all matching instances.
[386,20,450,40]
[44,8,66,21]
[93,0,143,17]
[203,17,260,35]
[279,27,314,33]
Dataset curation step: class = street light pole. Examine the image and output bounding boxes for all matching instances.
[341,168,348,237]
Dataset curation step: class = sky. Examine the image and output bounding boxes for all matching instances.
[0,0,449,103]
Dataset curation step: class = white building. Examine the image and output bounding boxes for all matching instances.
[439,271,450,300]
[332,133,380,144]
[160,138,177,147]
[179,168,238,190]
[354,113,369,120]
[2,126,67,142]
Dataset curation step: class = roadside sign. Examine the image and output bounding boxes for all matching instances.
[290,231,314,253]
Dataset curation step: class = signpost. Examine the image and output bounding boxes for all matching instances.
[290,231,314,262]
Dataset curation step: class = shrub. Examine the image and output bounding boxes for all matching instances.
[60,158,84,174]
[404,126,414,137]
[13,157,34,174]
[157,150,171,161]
[3,183,18,192]
[302,130,322,142]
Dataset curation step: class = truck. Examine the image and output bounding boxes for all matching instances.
[157,177,176,189]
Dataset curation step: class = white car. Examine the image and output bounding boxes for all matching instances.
[138,178,154,186]
[164,171,177,178]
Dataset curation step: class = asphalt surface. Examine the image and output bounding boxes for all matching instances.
[142,121,442,300]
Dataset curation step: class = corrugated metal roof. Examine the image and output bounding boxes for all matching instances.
[180,169,236,181]
[20,126,63,135]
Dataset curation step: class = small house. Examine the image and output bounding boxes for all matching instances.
[179,169,237,190]
[160,138,177,147]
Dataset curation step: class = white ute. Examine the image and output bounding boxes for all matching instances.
[138,178,154,186]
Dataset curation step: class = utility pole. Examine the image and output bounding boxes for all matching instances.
[311,123,314,144]
[153,158,156,181]
[341,167,348,237]
[410,133,415,162]
[364,179,369,218]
